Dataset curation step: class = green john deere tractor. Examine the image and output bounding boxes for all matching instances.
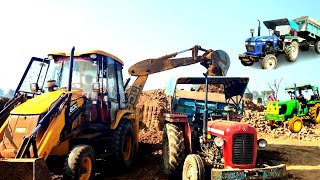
[266,84,320,133]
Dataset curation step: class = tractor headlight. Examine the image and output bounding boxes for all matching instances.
[257,138,268,148]
[214,137,224,147]
[245,42,249,45]
[250,42,256,46]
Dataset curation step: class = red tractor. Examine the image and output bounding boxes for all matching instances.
[162,76,287,179]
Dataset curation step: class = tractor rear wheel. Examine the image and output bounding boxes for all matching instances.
[182,154,205,180]
[64,145,96,180]
[261,54,277,69]
[315,41,320,54]
[241,61,254,66]
[162,123,185,177]
[309,104,320,123]
[285,41,299,62]
[288,117,303,133]
[112,119,135,168]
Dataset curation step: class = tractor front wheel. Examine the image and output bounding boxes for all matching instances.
[289,117,303,133]
[309,104,320,123]
[315,41,320,54]
[112,119,135,168]
[241,61,254,66]
[182,154,205,180]
[285,41,299,62]
[162,123,185,177]
[64,145,96,180]
[261,54,277,69]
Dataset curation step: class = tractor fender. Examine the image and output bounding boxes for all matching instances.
[283,38,293,43]
[163,113,192,154]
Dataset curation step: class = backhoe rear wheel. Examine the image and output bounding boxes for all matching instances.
[112,119,135,168]
[64,145,96,180]
[162,123,185,177]
[261,54,277,69]
[182,154,205,180]
[289,117,303,133]
[309,104,320,123]
[285,41,299,62]
[315,41,320,54]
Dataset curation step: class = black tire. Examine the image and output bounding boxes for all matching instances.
[64,145,96,180]
[309,104,320,123]
[112,119,135,168]
[300,45,309,51]
[241,61,254,66]
[284,41,299,62]
[261,54,277,69]
[162,123,185,176]
[315,41,320,54]
[182,154,205,180]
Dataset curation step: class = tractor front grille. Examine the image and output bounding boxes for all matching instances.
[246,46,255,52]
[232,133,254,164]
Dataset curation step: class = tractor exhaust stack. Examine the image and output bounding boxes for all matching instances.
[202,73,209,141]
[258,19,261,36]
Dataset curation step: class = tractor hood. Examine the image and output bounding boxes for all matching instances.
[207,120,257,137]
[11,89,67,115]
[246,35,277,42]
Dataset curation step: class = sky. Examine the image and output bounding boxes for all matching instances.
[0,0,320,100]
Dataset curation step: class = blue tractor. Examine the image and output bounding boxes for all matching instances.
[239,18,301,69]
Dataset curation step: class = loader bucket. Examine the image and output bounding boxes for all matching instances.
[0,158,51,180]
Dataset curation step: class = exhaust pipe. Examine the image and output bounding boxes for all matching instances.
[258,19,261,36]
[203,73,208,141]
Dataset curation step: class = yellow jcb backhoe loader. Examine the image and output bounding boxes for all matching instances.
[0,45,230,179]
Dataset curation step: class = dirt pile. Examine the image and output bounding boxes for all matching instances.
[241,110,320,141]
[136,89,167,131]
[196,84,224,93]
[244,98,265,112]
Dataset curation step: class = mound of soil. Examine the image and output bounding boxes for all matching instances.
[243,98,265,112]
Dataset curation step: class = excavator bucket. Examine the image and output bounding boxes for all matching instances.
[0,158,51,180]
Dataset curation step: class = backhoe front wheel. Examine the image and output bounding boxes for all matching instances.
[261,54,277,69]
[182,154,205,180]
[64,145,96,180]
[289,117,303,133]
[162,123,185,177]
[112,119,135,168]
[285,41,299,62]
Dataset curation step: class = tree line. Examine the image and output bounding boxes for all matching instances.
[0,88,15,98]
